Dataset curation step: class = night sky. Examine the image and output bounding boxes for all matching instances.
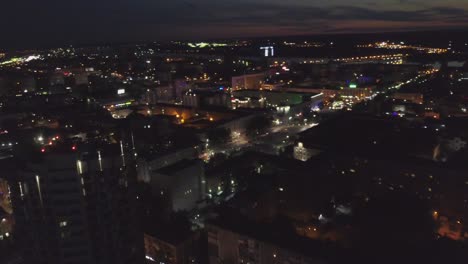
[2,0,468,48]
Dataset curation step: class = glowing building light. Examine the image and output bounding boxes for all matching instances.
[146,255,156,262]
[35,175,43,207]
[98,150,103,171]
[260,46,274,57]
[120,141,126,166]
[77,160,83,174]
[18,182,24,198]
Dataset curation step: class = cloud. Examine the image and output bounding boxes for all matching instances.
[1,0,468,47]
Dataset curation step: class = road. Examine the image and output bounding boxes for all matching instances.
[201,121,318,160]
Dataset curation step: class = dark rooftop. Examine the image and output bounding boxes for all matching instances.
[207,207,346,261]
[156,159,202,175]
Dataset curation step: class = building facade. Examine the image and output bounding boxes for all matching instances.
[10,145,144,264]
[207,223,325,264]
[232,73,266,90]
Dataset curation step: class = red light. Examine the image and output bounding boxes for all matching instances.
[41,148,45,153]
[72,146,76,151]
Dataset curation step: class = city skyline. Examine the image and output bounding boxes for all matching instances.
[1,2,468,263]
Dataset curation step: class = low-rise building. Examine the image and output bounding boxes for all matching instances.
[145,231,202,264]
[151,159,206,212]
[232,73,266,90]
[391,92,424,105]
[207,214,331,264]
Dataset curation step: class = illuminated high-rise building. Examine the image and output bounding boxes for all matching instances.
[260,46,274,57]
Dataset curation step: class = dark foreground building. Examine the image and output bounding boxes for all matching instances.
[9,144,144,264]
